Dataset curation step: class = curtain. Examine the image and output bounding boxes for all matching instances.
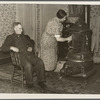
[16,4,34,38]
[90,5,100,63]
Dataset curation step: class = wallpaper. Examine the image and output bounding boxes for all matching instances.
[0,4,16,46]
[36,4,41,52]
[90,5,100,30]
[90,5,100,18]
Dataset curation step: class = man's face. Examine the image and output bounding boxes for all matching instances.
[14,24,23,34]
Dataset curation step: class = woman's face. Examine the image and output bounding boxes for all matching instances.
[60,16,67,22]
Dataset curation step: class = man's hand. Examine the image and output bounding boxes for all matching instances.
[27,47,32,52]
[10,46,19,52]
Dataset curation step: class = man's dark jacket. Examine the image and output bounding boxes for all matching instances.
[1,33,35,65]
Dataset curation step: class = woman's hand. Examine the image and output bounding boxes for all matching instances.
[67,35,72,43]
[10,46,19,52]
[55,35,72,42]
[27,47,32,52]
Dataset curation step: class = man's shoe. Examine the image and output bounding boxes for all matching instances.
[38,82,47,89]
[27,84,33,88]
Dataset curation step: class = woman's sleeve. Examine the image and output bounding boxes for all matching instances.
[46,21,62,36]
[1,35,14,52]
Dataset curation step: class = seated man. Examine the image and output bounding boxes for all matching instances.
[1,22,46,89]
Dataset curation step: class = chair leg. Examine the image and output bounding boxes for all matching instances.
[11,66,15,84]
[83,74,87,85]
[11,66,25,88]
[83,77,87,85]
[22,68,24,88]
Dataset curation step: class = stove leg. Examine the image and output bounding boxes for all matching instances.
[83,74,87,85]
[83,77,87,85]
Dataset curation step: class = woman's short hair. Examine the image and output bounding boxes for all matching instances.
[13,22,22,28]
[56,9,67,19]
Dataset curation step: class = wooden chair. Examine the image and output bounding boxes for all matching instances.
[10,51,25,87]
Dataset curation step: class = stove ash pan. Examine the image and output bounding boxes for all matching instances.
[67,49,93,63]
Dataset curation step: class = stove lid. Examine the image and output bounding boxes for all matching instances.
[69,18,89,32]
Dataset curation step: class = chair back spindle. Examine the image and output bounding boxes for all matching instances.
[10,52,21,67]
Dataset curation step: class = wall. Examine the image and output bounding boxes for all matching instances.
[90,5,100,18]
[16,4,36,40]
[0,4,16,46]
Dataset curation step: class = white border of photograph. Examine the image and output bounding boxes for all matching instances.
[0,1,99,99]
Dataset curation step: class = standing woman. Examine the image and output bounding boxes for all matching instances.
[40,9,72,72]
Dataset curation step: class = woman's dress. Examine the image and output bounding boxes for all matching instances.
[40,17,63,71]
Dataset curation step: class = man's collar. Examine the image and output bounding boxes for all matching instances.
[13,33,23,37]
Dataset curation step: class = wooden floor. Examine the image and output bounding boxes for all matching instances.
[0,62,99,93]
[0,63,13,80]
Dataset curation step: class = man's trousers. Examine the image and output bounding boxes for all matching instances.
[20,53,46,86]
